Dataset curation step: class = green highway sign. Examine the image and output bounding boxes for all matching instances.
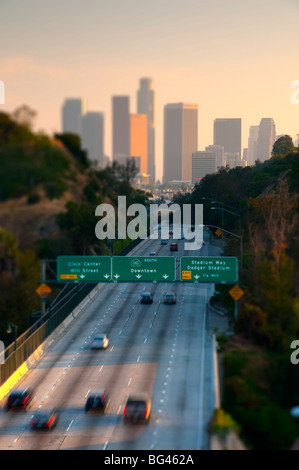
[180,256,238,283]
[57,256,111,282]
[112,256,176,282]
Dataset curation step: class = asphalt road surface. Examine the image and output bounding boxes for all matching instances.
[0,233,219,450]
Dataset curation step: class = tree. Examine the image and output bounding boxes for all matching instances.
[0,228,40,340]
[272,135,294,157]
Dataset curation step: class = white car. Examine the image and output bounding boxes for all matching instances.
[91,334,109,349]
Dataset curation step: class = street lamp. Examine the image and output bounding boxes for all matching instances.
[210,205,241,233]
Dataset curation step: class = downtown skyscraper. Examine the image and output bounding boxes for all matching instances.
[213,118,242,155]
[81,112,104,167]
[256,118,276,163]
[62,98,86,137]
[137,78,156,183]
[112,95,130,165]
[163,103,198,184]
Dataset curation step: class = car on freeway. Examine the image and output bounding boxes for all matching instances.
[168,229,173,235]
[91,334,109,349]
[123,394,151,424]
[6,388,34,411]
[85,391,110,413]
[30,409,59,430]
[149,252,156,256]
[170,242,178,251]
[161,239,167,245]
[140,292,153,304]
[164,292,176,304]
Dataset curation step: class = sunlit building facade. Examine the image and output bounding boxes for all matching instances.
[137,78,156,183]
[130,113,148,174]
[163,103,198,184]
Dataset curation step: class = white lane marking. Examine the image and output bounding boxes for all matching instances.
[67,419,74,431]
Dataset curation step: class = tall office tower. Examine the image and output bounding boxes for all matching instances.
[256,118,276,163]
[81,112,104,167]
[192,151,217,183]
[205,144,224,170]
[213,118,242,157]
[137,78,156,183]
[163,103,198,184]
[62,98,86,137]
[112,96,130,164]
[247,125,259,166]
[130,114,148,174]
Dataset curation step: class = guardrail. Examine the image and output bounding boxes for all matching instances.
[0,236,145,389]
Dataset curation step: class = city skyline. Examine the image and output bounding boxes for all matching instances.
[1,0,299,181]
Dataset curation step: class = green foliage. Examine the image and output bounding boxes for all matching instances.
[272,135,294,157]
[0,111,34,144]
[0,228,40,341]
[54,132,90,169]
[0,136,71,201]
[56,201,105,255]
[222,345,299,449]
[210,408,240,437]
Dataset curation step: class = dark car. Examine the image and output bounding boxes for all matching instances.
[123,394,151,424]
[85,391,110,413]
[6,388,34,411]
[30,409,59,430]
[164,292,176,304]
[170,242,178,251]
[161,239,167,245]
[140,292,153,304]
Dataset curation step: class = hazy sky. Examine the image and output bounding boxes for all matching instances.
[1,0,298,181]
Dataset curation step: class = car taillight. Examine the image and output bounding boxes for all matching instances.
[123,405,127,416]
[47,416,55,428]
[145,405,150,419]
[101,393,105,402]
[22,396,30,405]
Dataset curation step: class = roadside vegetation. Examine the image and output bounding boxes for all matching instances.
[173,135,299,449]
[0,107,150,344]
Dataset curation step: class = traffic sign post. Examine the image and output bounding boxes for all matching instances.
[180,256,238,283]
[112,256,176,282]
[229,284,245,319]
[57,256,112,282]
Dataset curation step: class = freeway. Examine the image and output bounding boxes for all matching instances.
[0,233,219,450]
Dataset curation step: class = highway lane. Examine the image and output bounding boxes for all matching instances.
[0,232,217,450]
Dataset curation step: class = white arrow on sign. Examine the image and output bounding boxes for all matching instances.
[79,274,85,279]
[103,274,110,279]
[194,275,200,279]
[162,274,169,279]
[136,274,142,279]
[114,274,120,279]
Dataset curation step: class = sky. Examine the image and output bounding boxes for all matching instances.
[1,0,299,181]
